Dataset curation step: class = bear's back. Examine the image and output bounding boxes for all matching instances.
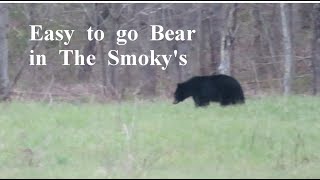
[183,74,243,91]
[209,74,241,87]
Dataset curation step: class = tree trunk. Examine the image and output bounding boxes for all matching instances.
[78,3,109,82]
[199,7,209,75]
[209,4,223,74]
[142,8,157,97]
[251,4,278,91]
[78,5,95,82]
[251,4,264,91]
[174,9,183,82]
[167,7,182,82]
[280,3,293,95]
[78,40,96,82]
[230,4,238,76]
[218,4,238,75]
[258,5,280,78]
[0,4,9,101]
[312,4,320,95]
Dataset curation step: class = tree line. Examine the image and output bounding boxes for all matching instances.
[0,3,319,102]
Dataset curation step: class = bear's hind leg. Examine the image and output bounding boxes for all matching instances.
[220,98,232,106]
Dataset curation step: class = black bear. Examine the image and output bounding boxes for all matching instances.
[173,74,245,107]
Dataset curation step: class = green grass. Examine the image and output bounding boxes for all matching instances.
[0,96,320,178]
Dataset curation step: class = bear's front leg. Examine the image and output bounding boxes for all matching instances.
[193,96,210,107]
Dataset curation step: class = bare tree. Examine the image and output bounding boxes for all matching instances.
[0,4,9,100]
[198,6,210,75]
[251,4,264,86]
[218,4,238,75]
[78,4,109,82]
[312,4,320,95]
[280,3,293,95]
[208,4,223,74]
[251,4,280,91]
[162,5,183,82]
[139,4,158,97]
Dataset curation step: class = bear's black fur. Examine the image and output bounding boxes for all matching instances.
[173,74,245,107]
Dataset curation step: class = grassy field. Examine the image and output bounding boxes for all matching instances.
[0,96,320,178]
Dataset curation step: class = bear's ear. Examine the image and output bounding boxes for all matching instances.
[177,83,181,87]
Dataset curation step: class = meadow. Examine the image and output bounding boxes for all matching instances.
[0,96,319,178]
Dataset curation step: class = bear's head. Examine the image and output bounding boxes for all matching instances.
[173,83,188,104]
